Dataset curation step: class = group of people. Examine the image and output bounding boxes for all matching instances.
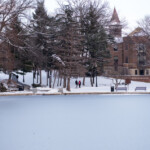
[75,80,81,88]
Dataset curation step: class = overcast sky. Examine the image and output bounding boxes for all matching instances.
[44,0,150,33]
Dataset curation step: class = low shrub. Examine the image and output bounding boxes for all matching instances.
[0,83,7,92]
[32,84,41,88]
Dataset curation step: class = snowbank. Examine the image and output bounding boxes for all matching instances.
[0,71,150,95]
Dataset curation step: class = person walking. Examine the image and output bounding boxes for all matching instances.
[79,80,81,88]
[75,80,78,88]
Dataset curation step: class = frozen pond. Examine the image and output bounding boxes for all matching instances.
[0,95,150,150]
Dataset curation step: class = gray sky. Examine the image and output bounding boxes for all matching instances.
[44,0,150,33]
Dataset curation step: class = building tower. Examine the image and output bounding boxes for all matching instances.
[109,8,122,37]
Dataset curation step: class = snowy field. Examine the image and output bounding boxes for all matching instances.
[0,95,150,150]
[0,71,150,94]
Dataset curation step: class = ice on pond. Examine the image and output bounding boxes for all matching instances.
[0,95,150,150]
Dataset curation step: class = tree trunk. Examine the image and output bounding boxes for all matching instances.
[115,79,119,89]
[49,70,52,88]
[47,71,49,86]
[63,76,66,88]
[96,75,98,87]
[23,72,25,83]
[90,76,93,87]
[37,70,39,83]
[60,77,62,86]
[93,73,95,84]
[40,69,42,85]
[83,76,85,86]
[57,77,60,87]
[66,77,71,91]
[8,72,12,84]
[57,72,60,87]
[53,71,57,88]
[33,71,35,84]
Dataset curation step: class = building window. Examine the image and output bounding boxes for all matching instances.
[138,54,146,65]
[114,56,118,62]
[140,70,144,75]
[125,44,128,50]
[137,43,146,65]
[146,70,149,75]
[114,45,118,51]
[114,56,118,71]
[125,57,128,63]
[135,70,138,75]
[138,44,145,51]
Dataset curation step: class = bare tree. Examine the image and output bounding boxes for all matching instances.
[137,16,150,67]
[0,0,34,82]
[0,0,34,41]
[138,16,150,37]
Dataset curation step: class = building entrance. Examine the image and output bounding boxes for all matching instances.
[140,70,144,75]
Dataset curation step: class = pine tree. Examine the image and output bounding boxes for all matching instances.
[30,0,50,85]
[45,16,56,88]
[84,3,110,86]
[55,5,86,91]
[32,0,49,70]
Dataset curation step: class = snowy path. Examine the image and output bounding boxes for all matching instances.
[1,71,150,95]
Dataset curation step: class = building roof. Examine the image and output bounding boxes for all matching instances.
[123,35,150,44]
[128,27,145,37]
[110,8,120,24]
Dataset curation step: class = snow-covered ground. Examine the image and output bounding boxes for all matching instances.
[0,71,150,94]
[0,95,150,150]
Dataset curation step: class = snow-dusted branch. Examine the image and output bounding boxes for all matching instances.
[52,54,65,66]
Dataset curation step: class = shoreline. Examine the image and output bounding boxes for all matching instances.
[0,91,150,96]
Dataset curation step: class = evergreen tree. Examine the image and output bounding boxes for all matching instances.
[84,3,110,86]
[32,0,49,70]
[55,5,86,91]
[45,16,56,88]
[30,0,51,85]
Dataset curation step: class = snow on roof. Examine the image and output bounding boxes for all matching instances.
[110,20,121,26]
[129,27,146,37]
[131,32,146,37]
[114,37,123,43]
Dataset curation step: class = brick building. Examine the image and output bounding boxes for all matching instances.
[104,8,150,81]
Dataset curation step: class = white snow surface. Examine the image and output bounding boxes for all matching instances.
[0,71,150,94]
